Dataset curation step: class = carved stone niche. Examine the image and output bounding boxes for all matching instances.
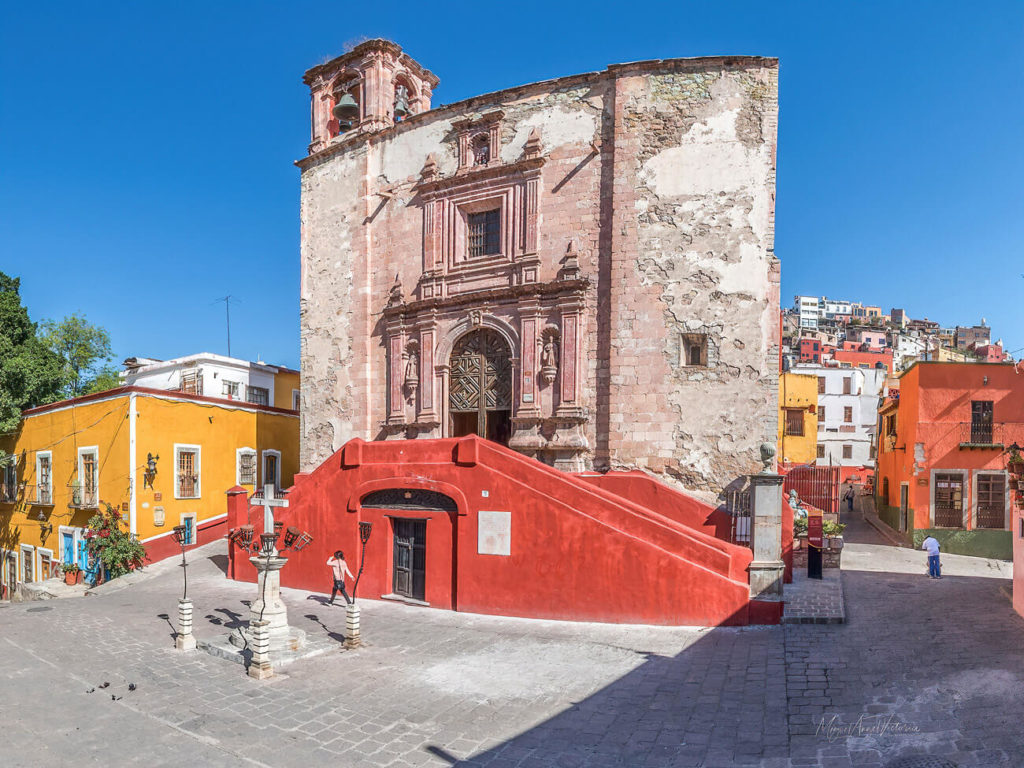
[538,327,560,386]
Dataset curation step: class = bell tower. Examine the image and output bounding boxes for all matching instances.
[303,39,439,154]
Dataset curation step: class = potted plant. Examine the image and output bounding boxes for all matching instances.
[70,480,82,506]
[1007,447,1024,476]
[62,563,81,586]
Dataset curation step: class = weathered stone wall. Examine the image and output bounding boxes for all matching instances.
[298,53,779,495]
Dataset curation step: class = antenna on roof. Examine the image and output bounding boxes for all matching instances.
[213,296,240,358]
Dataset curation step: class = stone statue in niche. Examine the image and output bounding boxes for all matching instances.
[539,331,559,386]
[404,347,419,399]
[388,275,403,307]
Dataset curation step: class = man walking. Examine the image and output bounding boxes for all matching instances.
[327,550,355,605]
[843,484,856,513]
[922,535,942,579]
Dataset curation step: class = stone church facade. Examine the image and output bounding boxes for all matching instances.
[298,40,780,493]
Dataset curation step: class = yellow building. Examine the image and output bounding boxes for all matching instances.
[0,353,298,596]
[778,372,818,465]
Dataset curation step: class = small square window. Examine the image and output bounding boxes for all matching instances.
[222,380,240,399]
[681,334,708,367]
[842,444,853,459]
[246,386,269,406]
[467,210,501,258]
[816,445,825,459]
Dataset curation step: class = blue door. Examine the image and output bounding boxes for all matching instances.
[62,532,75,565]
[183,517,195,545]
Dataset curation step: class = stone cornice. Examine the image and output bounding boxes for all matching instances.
[415,156,545,195]
[303,38,439,88]
[383,278,590,320]
[296,54,777,171]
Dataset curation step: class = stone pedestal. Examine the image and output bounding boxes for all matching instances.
[248,620,274,680]
[229,555,307,653]
[749,472,785,601]
[344,603,362,649]
[175,598,197,651]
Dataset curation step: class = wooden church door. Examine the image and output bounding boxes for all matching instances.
[449,329,512,445]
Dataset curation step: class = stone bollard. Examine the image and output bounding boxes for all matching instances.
[344,603,361,649]
[175,598,197,651]
[248,620,274,679]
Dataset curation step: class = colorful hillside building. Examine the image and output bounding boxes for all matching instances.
[778,372,818,465]
[0,353,298,598]
[875,361,1022,559]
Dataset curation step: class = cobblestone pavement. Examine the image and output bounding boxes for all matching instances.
[782,569,845,624]
[1,502,1022,768]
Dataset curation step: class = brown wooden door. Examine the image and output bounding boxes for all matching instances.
[933,473,964,528]
[392,519,426,601]
[449,329,512,445]
[976,474,1006,529]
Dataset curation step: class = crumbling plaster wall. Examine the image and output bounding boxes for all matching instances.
[299,59,780,494]
[608,63,780,492]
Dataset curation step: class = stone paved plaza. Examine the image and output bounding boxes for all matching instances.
[2,504,1023,768]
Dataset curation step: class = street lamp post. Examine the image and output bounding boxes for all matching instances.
[170,524,195,651]
[345,521,373,649]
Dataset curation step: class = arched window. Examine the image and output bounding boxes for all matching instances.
[471,132,490,165]
[329,78,361,136]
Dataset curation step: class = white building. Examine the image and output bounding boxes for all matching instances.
[891,334,927,372]
[822,299,852,319]
[794,295,821,330]
[792,364,886,467]
[121,353,299,410]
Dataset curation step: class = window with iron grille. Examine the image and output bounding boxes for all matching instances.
[842,444,852,459]
[816,444,825,459]
[222,380,240,399]
[238,450,256,486]
[81,451,98,507]
[180,369,203,395]
[970,400,994,444]
[246,386,269,406]
[844,406,853,423]
[817,377,825,394]
[467,209,501,258]
[37,454,52,505]
[785,409,804,436]
[0,461,16,503]
[933,473,964,528]
[175,447,200,499]
[818,405,826,421]
[976,473,1006,529]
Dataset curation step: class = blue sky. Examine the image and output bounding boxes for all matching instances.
[2,1,1021,369]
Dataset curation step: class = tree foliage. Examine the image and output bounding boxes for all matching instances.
[0,272,66,432]
[40,314,114,398]
[85,503,147,579]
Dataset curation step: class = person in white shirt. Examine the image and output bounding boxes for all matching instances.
[922,535,941,579]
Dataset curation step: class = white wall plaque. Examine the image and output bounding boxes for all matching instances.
[478,510,511,556]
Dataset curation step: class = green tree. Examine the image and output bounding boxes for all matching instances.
[40,313,114,398]
[82,364,122,395]
[0,272,66,432]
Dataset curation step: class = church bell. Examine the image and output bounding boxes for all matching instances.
[332,93,359,130]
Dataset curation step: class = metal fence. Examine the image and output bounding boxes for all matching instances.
[783,464,841,514]
[725,489,751,545]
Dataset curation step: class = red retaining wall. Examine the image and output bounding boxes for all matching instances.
[227,436,780,626]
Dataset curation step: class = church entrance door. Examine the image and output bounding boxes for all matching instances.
[449,329,512,445]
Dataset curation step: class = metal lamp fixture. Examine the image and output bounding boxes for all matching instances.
[352,521,373,600]
[171,524,189,600]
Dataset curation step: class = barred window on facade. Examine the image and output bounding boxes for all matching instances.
[239,451,257,486]
[247,386,269,406]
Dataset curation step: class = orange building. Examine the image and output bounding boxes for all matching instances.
[875,361,1022,559]
[0,354,299,596]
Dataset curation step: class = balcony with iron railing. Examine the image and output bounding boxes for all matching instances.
[956,422,1024,449]
[0,480,19,504]
[177,473,200,499]
[26,484,54,506]
[67,483,99,509]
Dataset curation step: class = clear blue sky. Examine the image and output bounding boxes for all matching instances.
[2,1,1022,369]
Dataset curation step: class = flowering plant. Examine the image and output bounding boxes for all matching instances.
[84,503,147,578]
